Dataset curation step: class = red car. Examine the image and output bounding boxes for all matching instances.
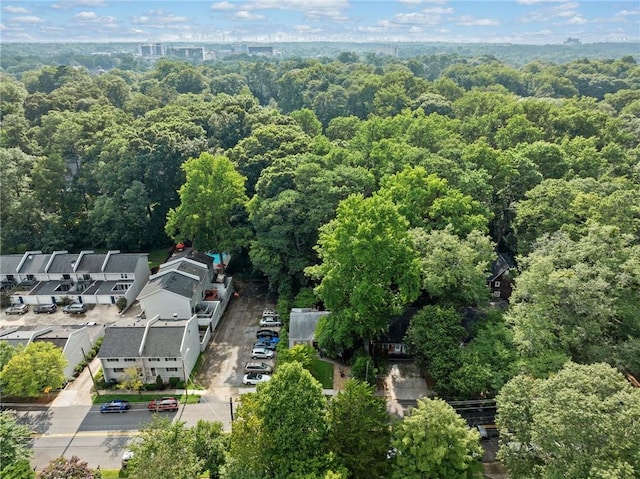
[147,397,179,412]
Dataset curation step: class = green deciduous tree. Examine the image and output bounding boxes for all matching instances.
[507,224,640,376]
[1,342,67,397]
[191,420,228,479]
[496,362,640,479]
[0,410,35,479]
[117,366,144,396]
[276,344,315,370]
[165,152,249,253]
[327,380,391,479]
[126,416,202,479]
[39,455,100,479]
[307,194,421,354]
[410,226,494,306]
[391,398,483,479]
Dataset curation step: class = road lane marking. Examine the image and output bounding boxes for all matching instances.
[32,431,140,439]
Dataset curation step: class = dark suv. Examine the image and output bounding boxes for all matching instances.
[34,303,57,314]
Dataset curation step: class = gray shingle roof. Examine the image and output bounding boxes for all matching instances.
[75,253,106,273]
[139,271,199,299]
[97,326,146,358]
[0,255,22,275]
[142,325,185,357]
[103,253,146,273]
[289,310,331,342]
[48,254,79,274]
[19,253,51,274]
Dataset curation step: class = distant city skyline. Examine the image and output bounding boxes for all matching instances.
[1,0,638,44]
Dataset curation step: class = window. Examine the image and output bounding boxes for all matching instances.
[113,368,124,373]
[107,358,119,362]
[494,281,501,288]
[165,358,177,362]
[83,274,91,280]
[124,358,137,362]
[27,274,35,281]
[112,283,130,291]
[150,368,156,376]
[166,367,178,372]
[120,273,129,279]
[493,291,501,298]
[148,358,160,362]
[63,274,71,280]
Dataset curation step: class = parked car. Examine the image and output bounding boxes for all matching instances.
[34,303,57,314]
[262,309,278,318]
[100,399,131,413]
[62,303,87,314]
[251,347,274,359]
[256,329,279,339]
[244,361,274,374]
[253,339,278,350]
[5,304,29,315]
[259,316,282,327]
[243,372,271,385]
[147,397,179,412]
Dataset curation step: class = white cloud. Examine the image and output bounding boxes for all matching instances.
[211,2,235,11]
[52,0,106,9]
[11,16,44,23]
[3,6,29,14]
[520,2,580,23]
[455,15,500,26]
[421,7,454,14]
[133,10,189,26]
[294,24,322,33]
[234,10,265,20]
[564,15,587,25]
[398,0,448,4]
[74,11,116,24]
[615,9,640,17]
[517,0,565,4]
[392,12,443,26]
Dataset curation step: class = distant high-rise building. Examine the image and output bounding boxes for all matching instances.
[166,46,205,61]
[139,43,165,56]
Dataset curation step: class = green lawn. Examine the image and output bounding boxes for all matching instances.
[309,358,334,389]
[147,247,172,270]
[93,393,201,405]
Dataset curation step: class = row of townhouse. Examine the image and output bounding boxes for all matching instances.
[1,247,233,385]
[0,250,150,307]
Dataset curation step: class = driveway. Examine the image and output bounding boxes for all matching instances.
[196,280,277,401]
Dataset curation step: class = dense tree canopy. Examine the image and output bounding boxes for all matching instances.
[496,362,640,479]
[0,342,67,398]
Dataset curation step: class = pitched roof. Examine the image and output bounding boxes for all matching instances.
[141,323,186,357]
[0,255,23,275]
[159,258,208,282]
[75,253,106,273]
[47,253,79,274]
[103,253,147,273]
[289,309,331,342]
[138,270,199,300]
[489,253,516,281]
[19,253,51,274]
[97,326,146,358]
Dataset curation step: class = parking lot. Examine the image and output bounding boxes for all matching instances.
[1,301,127,330]
[196,280,278,391]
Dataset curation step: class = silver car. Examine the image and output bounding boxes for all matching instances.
[251,347,274,359]
[244,361,274,374]
[6,304,29,315]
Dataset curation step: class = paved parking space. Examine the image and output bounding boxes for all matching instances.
[196,280,278,394]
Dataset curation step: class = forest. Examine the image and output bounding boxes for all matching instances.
[1,48,640,478]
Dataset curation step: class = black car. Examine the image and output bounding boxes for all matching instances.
[34,303,57,314]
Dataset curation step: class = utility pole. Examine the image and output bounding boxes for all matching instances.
[229,397,234,422]
[81,347,100,397]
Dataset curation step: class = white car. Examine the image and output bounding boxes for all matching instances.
[243,372,271,385]
[251,347,274,359]
[259,316,282,327]
[262,309,278,318]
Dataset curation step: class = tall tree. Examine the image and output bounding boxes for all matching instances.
[327,380,391,479]
[165,153,249,253]
[1,342,67,398]
[391,398,483,479]
[496,362,640,479]
[126,416,202,479]
[191,419,228,479]
[507,224,640,376]
[0,410,35,479]
[307,193,421,354]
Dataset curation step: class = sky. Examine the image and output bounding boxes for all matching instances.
[1,0,639,44]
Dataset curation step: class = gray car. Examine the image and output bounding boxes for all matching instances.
[34,303,57,314]
[5,304,29,315]
[62,303,87,314]
[244,361,274,374]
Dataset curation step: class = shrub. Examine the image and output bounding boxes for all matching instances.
[351,356,377,386]
[156,374,165,390]
[116,297,127,312]
[168,376,180,388]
